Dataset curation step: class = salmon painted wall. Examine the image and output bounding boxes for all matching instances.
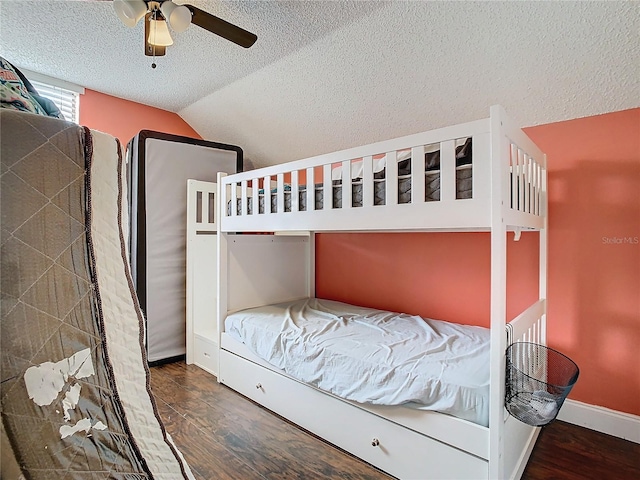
[79,89,201,145]
[525,108,639,416]
[316,108,640,416]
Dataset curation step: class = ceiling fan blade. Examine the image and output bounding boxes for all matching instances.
[185,4,257,48]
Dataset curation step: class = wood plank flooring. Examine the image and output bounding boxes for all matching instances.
[149,362,640,480]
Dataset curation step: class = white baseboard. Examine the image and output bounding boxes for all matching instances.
[557,399,640,444]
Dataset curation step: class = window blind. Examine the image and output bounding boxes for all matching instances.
[31,80,80,124]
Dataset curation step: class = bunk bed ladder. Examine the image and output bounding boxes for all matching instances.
[186,179,219,376]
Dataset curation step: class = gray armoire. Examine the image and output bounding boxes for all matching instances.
[126,131,242,364]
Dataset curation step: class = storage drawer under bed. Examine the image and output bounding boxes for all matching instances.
[193,335,218,376]
[219,349,488,480]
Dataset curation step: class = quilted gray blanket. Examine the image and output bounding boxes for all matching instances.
[1,110,193,479]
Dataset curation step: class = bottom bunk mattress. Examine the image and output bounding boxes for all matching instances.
[225,298,490,426]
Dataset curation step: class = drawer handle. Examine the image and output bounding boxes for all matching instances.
[256,383,262,389]
[371,438,379,447]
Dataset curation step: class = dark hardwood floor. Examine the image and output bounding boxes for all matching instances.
[149,362,639,480]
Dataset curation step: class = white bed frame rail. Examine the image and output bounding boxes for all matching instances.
[219,106,545,234]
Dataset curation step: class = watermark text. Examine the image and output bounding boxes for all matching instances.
[602,236,639,245]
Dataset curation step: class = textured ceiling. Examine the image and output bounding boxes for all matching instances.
[1,1,639,169]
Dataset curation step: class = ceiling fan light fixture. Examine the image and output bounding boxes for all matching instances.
[160,1,192,33]
[113,0,147,28]
[148,17,174,47]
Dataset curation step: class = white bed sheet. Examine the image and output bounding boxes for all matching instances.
[225,298,490,426]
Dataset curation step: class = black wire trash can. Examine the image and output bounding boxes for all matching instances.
[506,342,579,427]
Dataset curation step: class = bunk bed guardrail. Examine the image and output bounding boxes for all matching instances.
[218,105,546,233]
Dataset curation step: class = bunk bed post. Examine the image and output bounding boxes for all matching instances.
[540,154,548,345]
[489,105,509,479]
[308,233,316,298]
[185,181,196,366]
[216,172,228,383]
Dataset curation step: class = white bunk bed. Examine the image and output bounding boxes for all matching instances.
[190,105,547,479]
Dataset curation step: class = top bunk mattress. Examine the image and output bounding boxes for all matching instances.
[229,138,473,214]
[225,298,490,426]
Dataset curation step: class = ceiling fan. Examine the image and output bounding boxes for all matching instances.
[112,0,257,58]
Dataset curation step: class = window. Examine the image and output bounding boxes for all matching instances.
[21,69,84,124]
[31,81,80,123]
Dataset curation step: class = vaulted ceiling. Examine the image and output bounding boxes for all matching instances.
[2,1,638,169]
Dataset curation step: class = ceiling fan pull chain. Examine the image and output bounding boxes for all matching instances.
[151,6,157,69]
